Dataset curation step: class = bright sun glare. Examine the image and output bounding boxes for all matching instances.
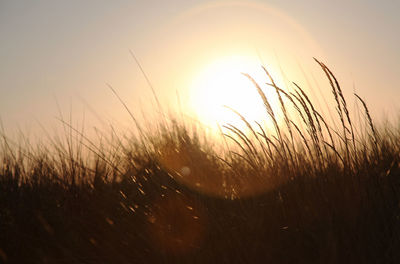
[190,56,281,132]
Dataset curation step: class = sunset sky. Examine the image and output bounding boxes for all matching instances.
[1,0,399,135]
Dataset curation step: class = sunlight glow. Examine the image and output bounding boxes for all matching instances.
[190,56,282,132]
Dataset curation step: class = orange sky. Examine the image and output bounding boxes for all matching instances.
[1,0,399,136]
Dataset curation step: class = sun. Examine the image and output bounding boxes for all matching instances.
[190,55,281,132]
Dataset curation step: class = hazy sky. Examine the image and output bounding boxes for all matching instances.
[1,0,399,134]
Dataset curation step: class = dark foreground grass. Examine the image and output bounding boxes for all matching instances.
[1,60,400,263]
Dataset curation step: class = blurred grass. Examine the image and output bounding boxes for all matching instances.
[1,59,400,263]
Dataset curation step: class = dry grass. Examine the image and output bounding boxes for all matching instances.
[1,60,400,263]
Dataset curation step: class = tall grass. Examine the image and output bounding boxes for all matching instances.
[1,60,400,263]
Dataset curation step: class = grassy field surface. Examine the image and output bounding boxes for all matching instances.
[1,60,399,263]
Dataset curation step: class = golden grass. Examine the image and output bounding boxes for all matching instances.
[0,59,399,263]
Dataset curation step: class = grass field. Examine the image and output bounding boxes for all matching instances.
[1,60,399,263]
